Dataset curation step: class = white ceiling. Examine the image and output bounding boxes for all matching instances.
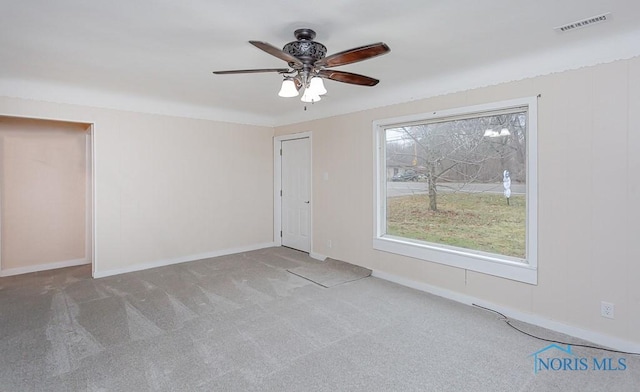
[2,0,640,126]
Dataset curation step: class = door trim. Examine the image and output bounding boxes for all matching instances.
[273,131,313,254]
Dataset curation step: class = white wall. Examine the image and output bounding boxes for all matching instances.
[0,97,275,276]
[275,57,640,347]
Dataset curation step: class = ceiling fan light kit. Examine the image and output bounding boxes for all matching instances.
[300,86,321,103]
[309,77,327,95]
[213,28,390,105]
[278,78,299,98]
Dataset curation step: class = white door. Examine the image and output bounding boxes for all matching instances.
[281,138,310,252]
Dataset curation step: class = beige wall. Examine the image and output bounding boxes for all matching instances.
[1,57,637,345]
[0,117,88,271]
[275,57,640,345]
[0,97,275,275]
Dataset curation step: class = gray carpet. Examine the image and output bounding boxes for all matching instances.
[1,246,638,391]
[287,257,372,287]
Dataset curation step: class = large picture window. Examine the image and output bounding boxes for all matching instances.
[374,97,537,284]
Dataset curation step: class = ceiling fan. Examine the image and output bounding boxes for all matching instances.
[212,28,390,103]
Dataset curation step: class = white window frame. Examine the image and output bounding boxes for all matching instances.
[373,97,538,284]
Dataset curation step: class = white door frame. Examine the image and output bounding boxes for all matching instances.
[0,113,95,277]
[87,124,95,277]
[273,131,314,255]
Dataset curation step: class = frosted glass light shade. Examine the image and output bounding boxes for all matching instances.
[308,77,327,95]
[278,79,299,97]
[301,88,321,103]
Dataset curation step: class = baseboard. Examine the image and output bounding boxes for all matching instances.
[0,258,90,277]
[93,242,277,278]
[310,252,327,261]
[371,269,640,354]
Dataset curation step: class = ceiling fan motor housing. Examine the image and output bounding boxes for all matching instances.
[283,29,327,64]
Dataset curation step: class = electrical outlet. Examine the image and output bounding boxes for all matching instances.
[601,301,615,319]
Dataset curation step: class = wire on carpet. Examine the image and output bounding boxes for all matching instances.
[472,303,640,356]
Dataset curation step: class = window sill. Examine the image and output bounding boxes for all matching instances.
[373,236,537,284]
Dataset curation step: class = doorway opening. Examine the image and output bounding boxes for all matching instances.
[0,116,93,277]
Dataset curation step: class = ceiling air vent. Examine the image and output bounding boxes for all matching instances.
[554,12,611,33]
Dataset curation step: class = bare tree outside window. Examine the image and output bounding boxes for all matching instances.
[385,109,527,259]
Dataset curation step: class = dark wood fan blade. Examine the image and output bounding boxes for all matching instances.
[317,70,379,86]
[314,42,390,68]
[249,41,303,66]
[212,68,290,75]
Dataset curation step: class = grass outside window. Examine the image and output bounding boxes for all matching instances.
[386,192,525,259]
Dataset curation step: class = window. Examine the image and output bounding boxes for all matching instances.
[374,97,537,284]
